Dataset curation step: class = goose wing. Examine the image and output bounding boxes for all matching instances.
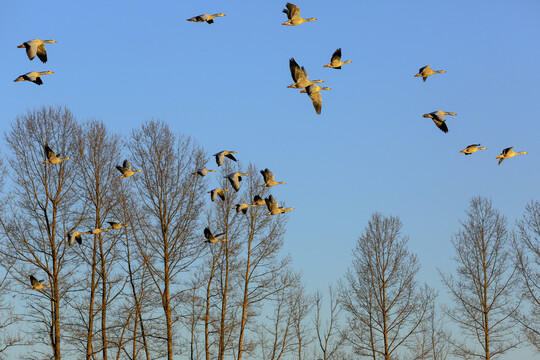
[36,44,47,63]
[204,227,213,240]
[306,85,322,114]
[418,65,430,74]
[284,3,300,19]
[224,152,237,161]
[467,144,481,148]
[265,195,279,212]
[502,147,513,156]
[29,275,40,287]
[214,152,224,166]
[289,58,304,82]
[260,168,273,183]
[44,144,56,160]
[25,42,38,61]
[122,160,132,170]
[431,117,448,133]
[331,48,342,62]
[227,175,240,192]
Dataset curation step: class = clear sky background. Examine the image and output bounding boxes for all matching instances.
[1,1,539,358]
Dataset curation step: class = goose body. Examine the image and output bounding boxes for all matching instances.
[288,58,323,89]
[264,195,294,216]
[415,65,446,82]
[116,159,142,178]
[42,144,70,165]
[299,84,331,114]
[225,172,249,192]
[282,3,316,26]
[90,227,109,235]
[214,150,237,166]
[30,275,50,290]
[260,168,286,187]
[107,221,129,230]
[17,39,56,63]
[187,13,226,24]
[323,48,351,69]
[496,146,527,165]
[233,203,254,214]
[208,188,228,201]
[192,168,216,177]
[14,71,54,85]
[459,144,487,155]
[204,227,226,243]
[422,111,457,133]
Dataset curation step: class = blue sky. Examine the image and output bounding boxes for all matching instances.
[2,1,539,357]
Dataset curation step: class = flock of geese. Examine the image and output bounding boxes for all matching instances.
[17,2,528,288]
[29,144,293,287]
[198,150,292,244]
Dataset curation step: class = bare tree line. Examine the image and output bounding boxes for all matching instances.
[0,107,538,360]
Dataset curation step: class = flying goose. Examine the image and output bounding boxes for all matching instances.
[264,195,294,216]
[288,58,324,89]
[414,65,446,82]
[251,195,266,206]
[496,146,527,165]
[14,71,54,85]
[459,144,487,155]
[67,231,89,246]
[214,150,237,166]
[204,227,227,243]
[299,84,331,114]
[116,160,142,178]
[225,172,249,192]
[29,275,50,290]
[260,168,286,187]
[282,3,316,26]
[233,203,254,214]
[208,188,229,201]
[422,111,457,133]
[42,143,70,165]
[187,13,226,24]
[192,168,216,177]
[17,39,56,63]
[107,221,129,230]
[323,48,352,69]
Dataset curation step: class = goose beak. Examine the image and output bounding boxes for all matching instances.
[17,44,25,48]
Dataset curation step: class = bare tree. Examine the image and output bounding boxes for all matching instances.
[407,291,451,360]
[67,120,126,360]
[440,197,520,359]
[314,286,347,360]
[290,285,313,360]
[0,106,80,360]
[236,164,292,360]
[515,200,540,352]
[340,212,431,360]
[129,120,207,360]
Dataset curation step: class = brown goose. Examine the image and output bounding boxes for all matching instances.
[260,168,286,187]
[67,231,90,246]
[214,150,237,166]
[459,144,487,155]
[225,172,249,192]
[116,160,142,178]
[422,111,457,133]
[323,48,351,69]
[42,143,70,165]
[204,227,226,243]
[414,65,446,82]
[17,39,56,63]
[282,3,316,26]
[208,188,229,201]
[264,195,294,216]
[251,195,266,207]
[187,13,226,24]
[107,221,129,230]
[496,147,527,165]
[29,275,50,290]
[232,203,254,214]
[192,168,216,177]
[14,71,54,85]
